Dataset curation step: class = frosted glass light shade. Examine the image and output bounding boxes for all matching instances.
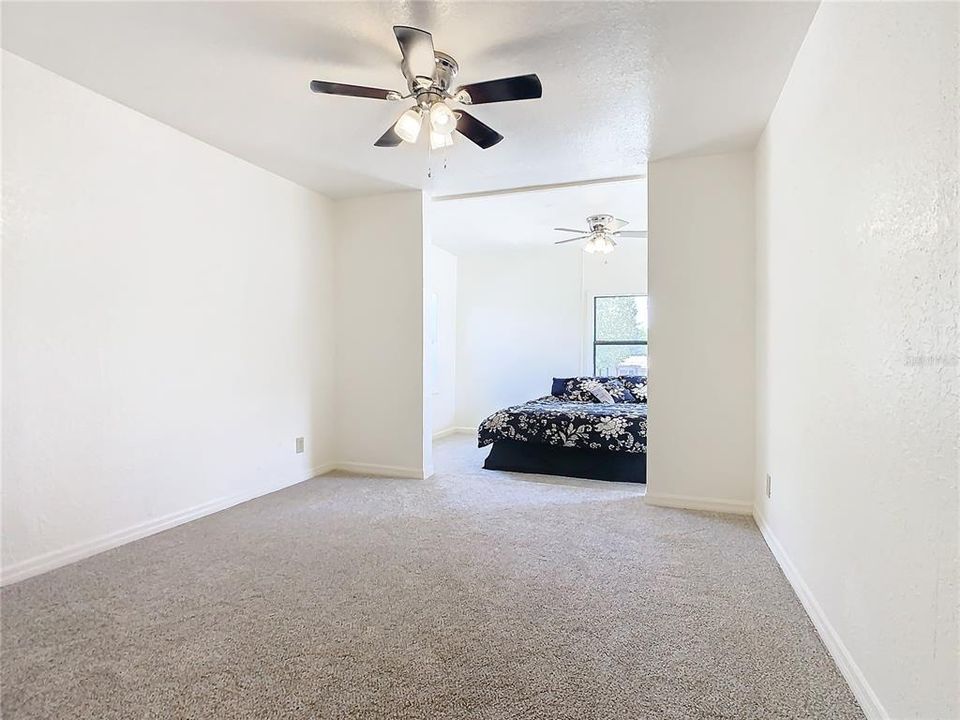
[430,130,454,150]
[395,108,423,143]
[429,102,457,135]
[584,234,615,254]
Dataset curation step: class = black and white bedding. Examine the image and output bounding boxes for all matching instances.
[478,376,648,455]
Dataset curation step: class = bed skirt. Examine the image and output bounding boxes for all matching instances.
[482,439,646,484]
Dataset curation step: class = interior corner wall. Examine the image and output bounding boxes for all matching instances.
[754,3,959,719]
[332,191,429,478]
[646,152,756,513]
[1,52,337,583]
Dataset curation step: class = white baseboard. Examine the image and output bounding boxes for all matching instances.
[754,508,886,720]
[432,427,474,440]
[0,465,328,588]
[644,492,752,515]
[333,462,426,479]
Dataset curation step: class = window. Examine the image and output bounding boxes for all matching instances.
[594,295,647,376]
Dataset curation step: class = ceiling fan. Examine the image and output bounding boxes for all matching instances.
[309,26,542,150]
[554,215,648,254]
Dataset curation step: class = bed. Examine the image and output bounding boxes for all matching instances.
[477,377,647,483]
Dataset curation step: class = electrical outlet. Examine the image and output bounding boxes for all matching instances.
[295,437,304,454]
[765,473,772,498]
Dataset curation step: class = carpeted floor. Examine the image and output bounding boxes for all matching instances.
[1,435,864,719]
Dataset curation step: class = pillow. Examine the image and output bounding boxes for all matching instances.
[560,378,600,403]
[554,376,643,403]
[587,382,616,404]
[559,377,630,403]
[552,376,615,397]
[622,377,648,403]
[602,378,636,403]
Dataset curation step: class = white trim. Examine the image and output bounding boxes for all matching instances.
[644,492,752,515]
[754,508,886,720]
[432,426,474,440]
[0,466,330,587]
[432,174,647,202]
[333,462,426,479]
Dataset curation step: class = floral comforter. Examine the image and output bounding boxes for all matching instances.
[478,396,647,454]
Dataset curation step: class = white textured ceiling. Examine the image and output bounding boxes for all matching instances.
[431,178,647,255]
[1,2,817,199]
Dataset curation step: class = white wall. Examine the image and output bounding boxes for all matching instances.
[333,191,429,478]
[646,152,756,513]
[754,3,959,719]
[455,241,647,428]
[1,53,336,582]
[427,245,457,435]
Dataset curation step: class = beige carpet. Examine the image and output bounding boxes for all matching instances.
[1,435,863,719]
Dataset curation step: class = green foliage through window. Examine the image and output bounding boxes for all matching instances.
[594,296,648,377]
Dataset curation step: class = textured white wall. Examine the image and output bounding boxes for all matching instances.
[754,3,959,718]
[455,247,579,428]
[1,53,336,580]
[332,192,428,477]
[454,241,647,428]
[646,152,756,512]
[427,246,458,434]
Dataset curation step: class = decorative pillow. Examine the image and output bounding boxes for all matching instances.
[622,377,648,403]
[561,378,599,402]
[602,378,636,403]
[553,376,614,397]
[588,383,616,404]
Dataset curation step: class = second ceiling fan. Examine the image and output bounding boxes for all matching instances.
[555,215,648,254]
[310,26,542,150]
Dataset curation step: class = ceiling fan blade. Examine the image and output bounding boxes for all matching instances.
[554,235,590,244]
[374,119,404,147]
[614,231,648,238]
[394,26,436,86]
[455,74,542,105]
[554,227,589,234]
[607,217,629,231]
[310,81,398,100]
[456,111,503,149]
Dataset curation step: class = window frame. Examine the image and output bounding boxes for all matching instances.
[592,294,648,376]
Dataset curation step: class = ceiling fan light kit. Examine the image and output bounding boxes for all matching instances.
[310,26,542,150]
[584,235,616,255]
[554,214,648,255]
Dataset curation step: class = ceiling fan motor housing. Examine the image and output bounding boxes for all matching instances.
[432,51,459,91]
[588,214,616,231]
[411,52,459,109]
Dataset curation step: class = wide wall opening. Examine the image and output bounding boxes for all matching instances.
[425,177,648,484]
